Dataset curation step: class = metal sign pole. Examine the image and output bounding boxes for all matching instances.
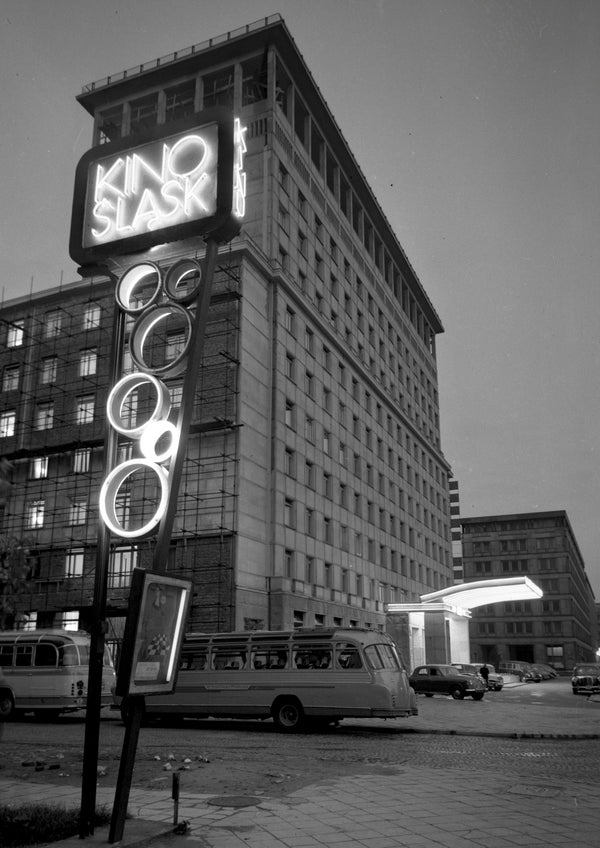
[79,301,124,838]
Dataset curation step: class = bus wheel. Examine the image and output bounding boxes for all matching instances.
[0,691,15,719]
[272,697,304,732]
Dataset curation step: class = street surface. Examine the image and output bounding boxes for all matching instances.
[1,677,599,798]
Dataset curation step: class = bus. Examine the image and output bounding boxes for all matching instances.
[117,627,418,731]
[0,629,116,719]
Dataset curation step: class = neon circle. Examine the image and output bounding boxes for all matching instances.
[107,373,171,437]
[116,263,162,314]
[130,303,193,377]
[164,258,203,304]
[139,419,179,463]
[168,135,209,177]
[99,459,170,539]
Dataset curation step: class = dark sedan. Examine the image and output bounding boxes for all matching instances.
[410,664,486,700]
[571,663,600,695]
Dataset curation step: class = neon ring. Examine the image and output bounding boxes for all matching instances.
[164,258,203,304]
[99,459,170,539]
[139,419,179,463]
[106,373,171,437]
[129,303,193,377]
[115,262,162,314]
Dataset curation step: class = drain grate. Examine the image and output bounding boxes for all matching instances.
[207,796,263,808]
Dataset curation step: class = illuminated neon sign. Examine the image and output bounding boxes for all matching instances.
[98,260,211,540]
[70,109,246,267]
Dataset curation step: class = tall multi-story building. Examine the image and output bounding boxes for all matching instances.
[0,15,453,644]
[461,511,598,670]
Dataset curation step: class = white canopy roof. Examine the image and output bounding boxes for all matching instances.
[420,576,543,610]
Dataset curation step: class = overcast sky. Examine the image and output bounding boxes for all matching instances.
[2,0,599,596]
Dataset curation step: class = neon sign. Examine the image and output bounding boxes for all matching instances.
[88,129,218,245]
[70,109,246,267]
[98,260,203,540]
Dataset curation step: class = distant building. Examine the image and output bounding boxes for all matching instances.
[0,14,453,644]
[460,511,598,670]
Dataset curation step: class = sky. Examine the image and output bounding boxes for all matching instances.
[1,0,600,595]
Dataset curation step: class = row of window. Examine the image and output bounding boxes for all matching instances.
[0,396,96,437]
[471,557,563,575]
[29,548,135,587]
[476,621,565,636]
[3,305,101,348]
[3,349,98,393]
[470,537,562,555]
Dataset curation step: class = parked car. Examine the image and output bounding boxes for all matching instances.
[451,663,504,691]
[410,664,486,700]
[571,663,600,695]
[498,661,542,682]
[531,663,558,679]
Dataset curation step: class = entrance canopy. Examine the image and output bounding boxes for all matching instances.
[420,576,543,610]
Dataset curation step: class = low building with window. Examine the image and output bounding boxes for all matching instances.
[460,511,598,670]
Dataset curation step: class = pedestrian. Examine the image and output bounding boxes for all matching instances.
[479,663,490,687]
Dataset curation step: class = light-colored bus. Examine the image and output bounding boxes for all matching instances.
[118,627,418,731]
[0,629,116,719]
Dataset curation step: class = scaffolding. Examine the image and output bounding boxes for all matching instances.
[0,251,241,638]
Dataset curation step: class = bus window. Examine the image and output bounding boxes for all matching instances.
[34,644,58,667]
[364,644,400,670]
[0,645,13,666]
[251,648,288,669]
[335,643,363,669]
[181,649,207,670]
[15,645,33,667]
[59,645,80,666]
[212,647,247,670]
[293,646,332,669]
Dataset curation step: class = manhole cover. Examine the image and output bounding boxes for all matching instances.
[508,784,561,798]
[207,796,262,808]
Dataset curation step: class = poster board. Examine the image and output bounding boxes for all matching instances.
[116,568,191,696]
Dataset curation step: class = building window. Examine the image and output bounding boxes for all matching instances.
[284,448,295,478]
[306,416,315,443]
[285,400,295,429]
[83,305,101,330]
[285,354,295,381]
[284,498,295,528]
[324,517,332,544]
[306,508,316,537]
[35,403,54,430]
[165,79,196,121]
[69,499,88,526]
[7,319,25,348]
[285,307,296,335]
[282,548,295,579]
[65,549,84,578]
[76,396,95,424]
[73,448,91,473]
[28,500,45,529]
[41,357,58,385]
[79,349,97,377]
[108,547,137,589]
[203,66,234,109]
[61,611,80,631]
[30,457,48,479]
[169,384,183,409]
[129,92,159,134]
[305,461,315,489]
[45,310,62,339]
[0,411,16,438]
[2,366,19,392]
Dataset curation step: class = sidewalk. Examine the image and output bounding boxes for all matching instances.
[2,693,599,848]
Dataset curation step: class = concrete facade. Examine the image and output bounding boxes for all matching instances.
[0,15,453,643]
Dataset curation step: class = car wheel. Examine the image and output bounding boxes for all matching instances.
[471,692,485,701]
[450,687,464,700]
[272,697,305,732]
